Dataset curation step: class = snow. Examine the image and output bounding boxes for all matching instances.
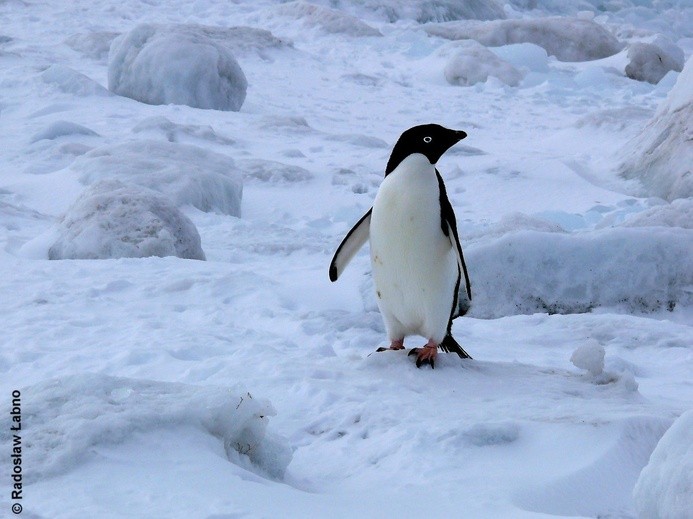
[1,0,691,518]
[45,180,206,260]
[625,37,685,84]
[108,24,249,111]
[426,17,624,62]
[619,56,693,201]
[72,140,243,216]
[633,410,693,519]
[445,40,525,87]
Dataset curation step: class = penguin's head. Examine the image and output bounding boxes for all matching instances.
[385,124,467,175]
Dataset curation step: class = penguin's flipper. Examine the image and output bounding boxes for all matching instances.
[329,209,372,282]
[436,170,472,301]
[440,334,472,359]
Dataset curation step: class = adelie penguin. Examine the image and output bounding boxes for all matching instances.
[329,124,472,369]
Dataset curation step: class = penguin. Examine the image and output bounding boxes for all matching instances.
[329,124,472,368]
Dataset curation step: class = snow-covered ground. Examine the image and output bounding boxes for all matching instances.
[1,1,691,518]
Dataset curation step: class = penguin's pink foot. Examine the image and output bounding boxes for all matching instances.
[408,340,438,369]
[376,339,405,353]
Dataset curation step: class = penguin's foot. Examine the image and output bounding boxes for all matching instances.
[408,340,438,369]
[376,339,405,353]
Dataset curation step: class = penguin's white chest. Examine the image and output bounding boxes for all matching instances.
[369,154,457,341]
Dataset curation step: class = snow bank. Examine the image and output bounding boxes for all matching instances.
[47,180,205,260]
[618,56,693,201]
[621,199,693,229]
[41,64,111,97]
[0,374,292,482]
[625,37,685,84]
[464,227,693,318]
[272,2,381,37]
[64,31,119,60]
[73,140,243,216]
[132,116,235,145]
[108,24,248,111]
[634,410,693,519]
[445,40,524,87]
[237,158,314,184]
[426,17,623,62]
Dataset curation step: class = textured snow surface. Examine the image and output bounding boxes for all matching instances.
[109,24,249,111]
[633,410,693,519]
[0,0,691,517]
[46,180,206,260]
[445,40,524,87]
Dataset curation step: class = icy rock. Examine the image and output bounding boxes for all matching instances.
[634,410,693,519]
[0,374,292,482]
[621,199,693,229]
[73,140,243,216]
[30,120,99,143]
[618,56,693,201]
[272,2,381,37]
[64,31,120,60]
[41,64,111,97]
[445,40,524,87]
[426,17,623,62]
[108,24,248,111]
[47,180,205,260]
[571,341,605,376]
[625,37,685,84]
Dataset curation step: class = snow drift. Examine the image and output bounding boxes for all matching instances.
[463,227,693,318]
[108,24,248,111]
[625,37,685,84]
[47,180,206,260]
[0,374,292,482]
[618,56,693,201]
[633,410,693,519]
[426,17,623,62]
[270,2,382,37]
[73,140,243,216]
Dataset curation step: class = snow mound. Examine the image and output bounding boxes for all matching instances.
[625,37,685,84]
[633,410,693,519]
[445,40,524,87]
[272,2,381,37]
[570,340,605,376]
[73,140,243,216]
[30,120,99,143]
[621,199,693,229]
[618,56,693,201]
[237,158,314,184]
[0,374,292,482]
[490,43,549,73]
[108,24,248,111]
[64,31,120,60]
[426,17,623,62]
[41,64,111,97]
[465,227,693,318]
[47,180,205,260]
[322,0,506,23]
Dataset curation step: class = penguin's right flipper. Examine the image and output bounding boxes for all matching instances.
[329,209,372,282]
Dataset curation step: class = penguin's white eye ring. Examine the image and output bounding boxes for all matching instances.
[423,136,432,143]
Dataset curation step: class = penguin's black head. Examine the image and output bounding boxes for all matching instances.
[385,124,467,175]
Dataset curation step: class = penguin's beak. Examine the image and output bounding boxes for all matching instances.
[454,130,467,142]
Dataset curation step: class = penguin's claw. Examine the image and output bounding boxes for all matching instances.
[376,340,405,353]
[408,345,437,369]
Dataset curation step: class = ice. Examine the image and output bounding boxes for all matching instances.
[72,140,243,216]
[445,40,525,87]
[0,373,292,482]
[46,180,206,260]
[108,24,248,111]
[621,199,693,229]
[618,56,693,201]
[625,37,685,84]
[426,17,624,62]
[490,43,549,73]
[64,31,120,61]
[41,64,111,97]
[633,410,693,519]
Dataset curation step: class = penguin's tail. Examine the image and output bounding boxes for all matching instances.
[440,334,472,359]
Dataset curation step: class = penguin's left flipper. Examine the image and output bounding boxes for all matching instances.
[436,170,472,302]
[329,209,372,282]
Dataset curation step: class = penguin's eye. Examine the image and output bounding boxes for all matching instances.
[423,136,432,143]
